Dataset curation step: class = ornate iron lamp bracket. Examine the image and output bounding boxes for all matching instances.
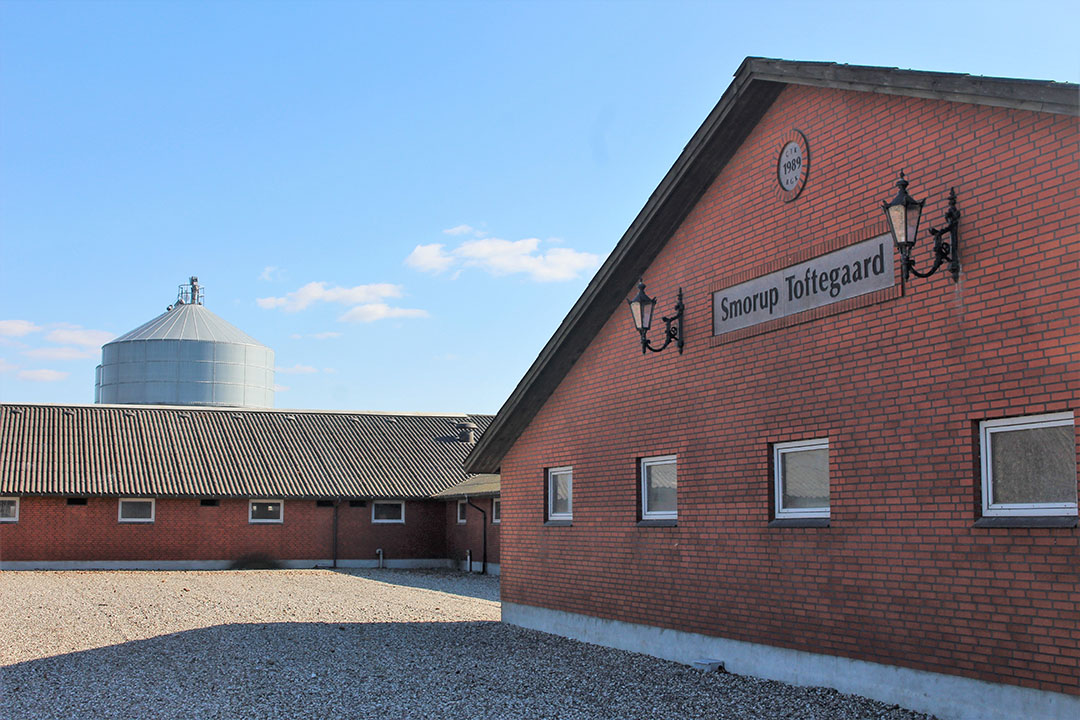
[902,187,960,282]
[640,288,684,355]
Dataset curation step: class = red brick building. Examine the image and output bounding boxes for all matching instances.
[465,59,1078,720]
[434,473,502,574]
[0,403,499,571]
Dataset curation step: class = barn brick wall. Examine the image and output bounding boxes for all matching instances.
[0,497,446,564]
[444,498,501,566]
[499,83,1079,695]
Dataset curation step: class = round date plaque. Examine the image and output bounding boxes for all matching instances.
[775,130,809,202]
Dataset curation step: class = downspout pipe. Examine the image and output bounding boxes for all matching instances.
[331,498,340,569]
[465,496,488,575]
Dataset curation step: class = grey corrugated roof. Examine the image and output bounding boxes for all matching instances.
[108,303,267,346]
[431,474,501,500]
[464,58,1080,473]
[0,403,492,500]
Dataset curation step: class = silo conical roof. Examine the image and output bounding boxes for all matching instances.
[110,303,266,345]
[95,278,275,408]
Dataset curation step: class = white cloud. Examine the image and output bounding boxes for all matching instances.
[257,281,404,312]
[407,230,600,282]
[338,304,429,323]
[259,282,426,324]
[259,266,282,282]
[44,327,114,349]
[273,384,290,393]
[275,364,319,375]
[443,224,479,236]
[19,369,69,382]
[0,358,17,372]
[405,244,455,273]
[23,346,98,360]
[458,237,599,281]
[0,320,41,337]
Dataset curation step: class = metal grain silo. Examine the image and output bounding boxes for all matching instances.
[95,277,275,408]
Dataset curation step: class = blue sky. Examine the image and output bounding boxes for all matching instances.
[2,0,1077,413]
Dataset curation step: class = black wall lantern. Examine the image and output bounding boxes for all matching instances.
[881,171,960,282]
[627,280,684,354]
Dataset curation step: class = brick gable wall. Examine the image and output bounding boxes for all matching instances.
[498,83,1079,695]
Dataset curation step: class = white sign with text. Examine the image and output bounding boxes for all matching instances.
[713,234,894,336]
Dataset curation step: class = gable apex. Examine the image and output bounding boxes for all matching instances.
[465,58,1079,474]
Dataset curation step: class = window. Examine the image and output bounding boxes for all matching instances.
[66,497,87,506]
[249,499,283,523]
[492,497,501,524]
[774,439,830,519]
[981,412,1076,517]
[316,499,335,508]
[457,500,468,524]
[349,500,367,508]
[0,497,18,523]
[372,501,404,524]
[199,498,219,507]
[118,498,155,523]
[547,467,572,522]
[641,455,677,521]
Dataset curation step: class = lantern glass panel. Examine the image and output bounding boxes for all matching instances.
[905,200,922,246]
[886,203,908,247]
[628,295,655,331]
[637,298,655,331]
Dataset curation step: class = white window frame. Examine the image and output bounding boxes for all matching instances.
[0,497,19,523]
[457,500,468,524]
[547,466,573,522]
[774,438,830,519]
[118,498,155,523]
[981,411,1077,517]
[372,500,405,524]
[640,455,677,521]
[249,498,284,524]
[492,497,501,524]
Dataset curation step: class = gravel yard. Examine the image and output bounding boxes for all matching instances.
[1,569,935,719]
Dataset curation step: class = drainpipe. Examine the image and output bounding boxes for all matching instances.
[465,549,472,573]
[465,496,488,575]
[376,548,384,569]
[331,498,340,569]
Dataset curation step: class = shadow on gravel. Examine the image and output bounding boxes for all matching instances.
[0,620,936,720]
[327,568,500,602]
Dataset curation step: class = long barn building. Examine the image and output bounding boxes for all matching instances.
[0,403,500,571]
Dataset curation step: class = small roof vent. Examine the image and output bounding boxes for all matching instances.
[456,421,479,443]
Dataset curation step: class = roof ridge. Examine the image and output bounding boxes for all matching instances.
[1,402,493,418]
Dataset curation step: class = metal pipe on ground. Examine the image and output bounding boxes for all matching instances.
[465,497,488,575]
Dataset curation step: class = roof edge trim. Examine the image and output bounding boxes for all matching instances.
[464,57,1079,474]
